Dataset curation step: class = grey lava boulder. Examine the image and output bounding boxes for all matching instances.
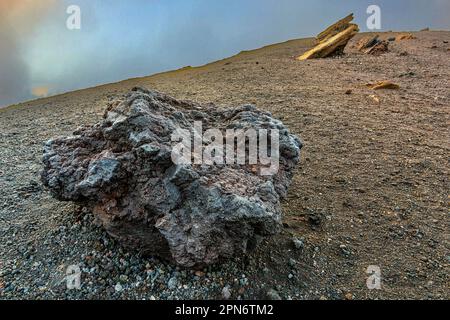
[41,87,302,267]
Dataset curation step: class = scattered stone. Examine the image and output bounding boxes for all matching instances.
[396,33,416,41]
[114,283,123,292]
[266,289,282,300]
[167,277,178,290]
[367,81,400,90]
[345,89,352,95]
[307,212,322,228]
[222,286,232,299]
[369,95,380,104]
[288,258,297,268]
[194,270,205,277]
[339,244,351,257]
[41,87,302,267]
[399,71,416,78]
[292,237,304,250]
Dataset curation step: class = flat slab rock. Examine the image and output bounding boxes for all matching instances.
[41,87,302,267]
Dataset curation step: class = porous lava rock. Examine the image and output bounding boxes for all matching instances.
[41,87,302,267]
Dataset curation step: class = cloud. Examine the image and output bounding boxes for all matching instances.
[0,0,57,106]
[0,0,57,32]
[32,86,50,98]
[1,0,449,107]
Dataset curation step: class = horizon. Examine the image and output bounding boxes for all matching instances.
[1,0,449,108]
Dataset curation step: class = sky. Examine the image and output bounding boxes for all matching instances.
[0,0,449,107]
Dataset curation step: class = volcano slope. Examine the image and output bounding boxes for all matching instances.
[0,31,449,299]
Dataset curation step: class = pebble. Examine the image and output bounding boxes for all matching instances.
[267,289,282,300]
[119,274,128,283]
[194,270,205,277]
[289,258,297,268]
[222,286,232,299]
[167,277,178,290]
[292,237,304,250]
[114,283,123,292]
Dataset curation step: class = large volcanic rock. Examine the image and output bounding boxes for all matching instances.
[41,87,302,267]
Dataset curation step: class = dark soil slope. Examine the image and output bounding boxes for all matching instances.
[0,31,449,299]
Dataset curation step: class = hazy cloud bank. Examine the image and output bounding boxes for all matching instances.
[1,0,449,107]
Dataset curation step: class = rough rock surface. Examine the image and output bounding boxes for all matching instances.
[297,13,359,60]
[41,87,302,267]
[355,35,380,51]
[364,40,389,55]
[355,35,389,56]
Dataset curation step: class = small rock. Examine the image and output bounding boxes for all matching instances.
[369,94,380,104]
[119,274,128,283]
[194,270,205,277]
[396,33,416,41]
[266,289,282,300]
[288,258,297,268]
[367,81,400,90]
[222,286,232,299]
[114,283,123,292]
[167,277,178,290]
[339,244,351,256]
[292,237,304,250]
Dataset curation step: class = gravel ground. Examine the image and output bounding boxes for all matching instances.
[0,30,449,300]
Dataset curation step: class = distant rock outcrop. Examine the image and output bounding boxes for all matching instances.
[297,13,359,60]
[41,87,302,267]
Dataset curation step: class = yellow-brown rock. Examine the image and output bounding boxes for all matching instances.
[297,14,359,60]
[367,81,400,90]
